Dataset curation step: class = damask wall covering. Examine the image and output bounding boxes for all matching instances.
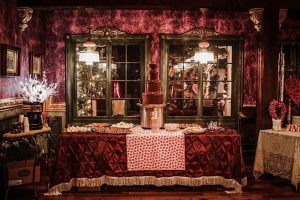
[3,6,298,105]
[0,0,44,99]
[43,10,258,105]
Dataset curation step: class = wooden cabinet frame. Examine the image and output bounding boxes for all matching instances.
[66,27,150,125]
[160,28,244,128]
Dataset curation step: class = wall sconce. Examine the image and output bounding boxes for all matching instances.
[249,8,288,32]
[17,7,33,31]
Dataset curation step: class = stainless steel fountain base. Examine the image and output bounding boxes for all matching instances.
[137,103,166,129]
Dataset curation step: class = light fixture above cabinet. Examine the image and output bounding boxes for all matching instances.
[194,41,214,64]
[78,39,100,65]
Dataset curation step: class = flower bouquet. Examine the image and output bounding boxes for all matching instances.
[19,72,57,130]
[268,99,287,131]
[20,72,57,103]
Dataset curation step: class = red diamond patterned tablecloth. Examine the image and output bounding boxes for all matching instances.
[51,130,245,188]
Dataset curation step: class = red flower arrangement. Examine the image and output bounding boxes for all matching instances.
[268,99,287,121]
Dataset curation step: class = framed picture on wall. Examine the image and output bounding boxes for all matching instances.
[29,52,43,76]
[0,44,21,76]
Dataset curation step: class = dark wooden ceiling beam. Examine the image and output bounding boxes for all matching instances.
[16,0,300,10]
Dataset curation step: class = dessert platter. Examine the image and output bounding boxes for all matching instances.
[66,126,92,133]
[111,121,135,129]
[206,121,225,133]
[97,127,132,134]
[179,123,202,129]
[65,122,134,134]
[183,126,207,134]
[164,123,179,131]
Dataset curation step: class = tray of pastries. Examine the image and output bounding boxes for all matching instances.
[206,127,225,133]
[111,122,135,129]
[85,123,110,132]
[206,121,225,133]
[96,127,132,134]
[179,123,202,129]
[184,126,207,134]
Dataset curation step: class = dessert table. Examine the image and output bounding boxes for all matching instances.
[46,127,246,195]
[253,129,300,190]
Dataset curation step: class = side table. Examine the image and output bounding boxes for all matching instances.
[0,127,52,200]
[253,129,300,191]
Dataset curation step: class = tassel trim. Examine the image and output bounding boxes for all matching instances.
[44,176,247,196]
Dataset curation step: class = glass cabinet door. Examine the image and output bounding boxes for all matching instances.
[167,43,233,117]
[66,32,150,124]
[161,31,242,124]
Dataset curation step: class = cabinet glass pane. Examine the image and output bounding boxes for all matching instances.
[94,63,107,80]
[169,45,183,63]
[184,81,198,99]
[183,99,197,116]
[91,99,106,116]
[77,99,91,117]
[112,45,125,62]
[127,45,140,62]
[127,99,140,117]
[169,81,183,98]
[168,99,183,116]
[91,81,106,98]
[112,63,125,80]
[184,64,198,80]
[99,46,107,62]
[127,63,141,80]
[169,60,183,80]
[218,46,232,63]
[183,45,198,61]
[203,81,219,99]
[112,81,125,98]
[127,81,140,98]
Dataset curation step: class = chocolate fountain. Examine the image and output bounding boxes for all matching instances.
[138,64,165,128]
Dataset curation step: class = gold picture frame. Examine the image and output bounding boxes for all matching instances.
[0,44,21,76]
[29,52,43,76]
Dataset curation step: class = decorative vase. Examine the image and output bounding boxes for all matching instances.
[23,102,43,130]
[272,119,282,131]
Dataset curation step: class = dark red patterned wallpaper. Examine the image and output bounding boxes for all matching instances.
[0,0,44,99]
[43,10,258,104]
[1,6,300,106]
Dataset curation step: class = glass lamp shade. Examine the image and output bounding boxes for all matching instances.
[78,48,100,65]
[194,49,214,64]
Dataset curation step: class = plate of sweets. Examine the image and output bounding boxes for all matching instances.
[85,123,110,132]
[66,126,92,133]
[184,126,207,134]
[94,127,132,134]
[179,123,202,129]
[111,121,135,129]
[206,121,225,133]
[105,127,132,134]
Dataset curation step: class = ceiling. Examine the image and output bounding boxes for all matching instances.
[16,0,300,10]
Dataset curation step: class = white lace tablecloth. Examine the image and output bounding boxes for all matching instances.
[253,129,300,189]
